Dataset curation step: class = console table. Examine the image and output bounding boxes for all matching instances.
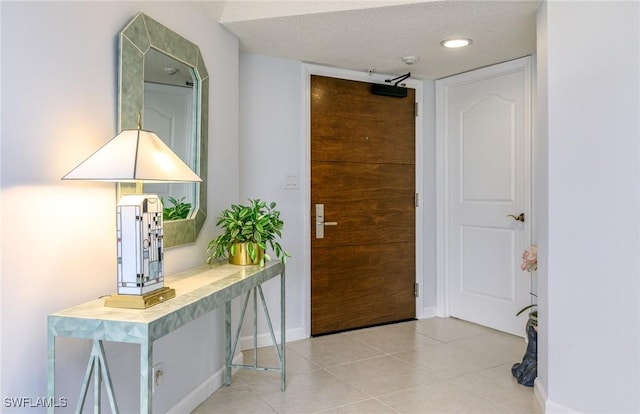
[47,260,285,413]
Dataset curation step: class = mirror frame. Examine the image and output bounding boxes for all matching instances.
[119,12,208,248]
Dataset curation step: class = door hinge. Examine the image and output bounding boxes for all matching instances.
[414,102,418,117]
[415,193,419,208]
[414,282,420,298]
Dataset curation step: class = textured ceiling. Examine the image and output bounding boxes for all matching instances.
[197,0,539,80]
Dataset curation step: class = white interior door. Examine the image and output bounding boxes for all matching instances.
[437,57,532,336]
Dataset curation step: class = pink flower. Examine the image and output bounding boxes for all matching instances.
[520,245,537,272]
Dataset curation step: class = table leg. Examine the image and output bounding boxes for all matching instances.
[223,264,286,390]
[281,267,286,391]
[254,270,286,391]
[140,341,152,413]
[47,331,55,414]
[74,340,119,413]
[93,355,101,413]
[224,301,232,386]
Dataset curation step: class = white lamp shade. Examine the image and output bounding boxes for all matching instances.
[62,129,202,183]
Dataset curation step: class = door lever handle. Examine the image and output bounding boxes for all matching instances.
[507,213,525,222]
[315,204,338,239]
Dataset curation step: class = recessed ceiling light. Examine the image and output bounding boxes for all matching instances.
[441,38,473,49]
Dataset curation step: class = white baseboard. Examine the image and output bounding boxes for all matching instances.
[534,378,582,413]
[168,353,243,413]
[167,371,219,414]
[238,326,306,350]
[421,306,438,319]
[534,378,546,412]
[169,327,307,413]
[545,399,581,413]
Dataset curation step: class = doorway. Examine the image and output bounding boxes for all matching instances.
[310,74,418,335]
[436,57,532,336]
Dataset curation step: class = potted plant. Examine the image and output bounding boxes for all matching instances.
[207,198,290,266]
[516,244,538,328]
[512,244,538,387]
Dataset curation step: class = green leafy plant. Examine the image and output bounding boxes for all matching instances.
[207,198,290,265]
[162,196,192,221]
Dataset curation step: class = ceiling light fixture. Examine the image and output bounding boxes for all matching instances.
[401,56,419,65]
[441,38,473,49]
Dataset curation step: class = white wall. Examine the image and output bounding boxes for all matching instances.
[539,1,640,412]
[238,53,307,341]
[1,2,239,412]
[534,1,550,402]
[421,79,438,313]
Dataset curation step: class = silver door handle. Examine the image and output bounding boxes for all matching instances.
[315,204,338,239]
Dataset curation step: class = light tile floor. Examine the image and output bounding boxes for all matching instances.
[193,318,542,414]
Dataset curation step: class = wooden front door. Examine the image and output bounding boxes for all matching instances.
[310,75,416,336]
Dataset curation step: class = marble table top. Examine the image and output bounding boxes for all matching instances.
[48,260,284,343]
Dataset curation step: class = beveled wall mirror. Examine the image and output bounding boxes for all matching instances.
[119,12,208,247]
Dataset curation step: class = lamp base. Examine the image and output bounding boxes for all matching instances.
[104,287,176,309]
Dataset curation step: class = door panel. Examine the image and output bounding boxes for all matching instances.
[461,96,516,201]
[311,75,416,336]
[312,162,414,244]
[311,197,415,245]
[312,242,415,334]
[311,75,414,165]
[312,162,415,201]
[441,58,531,336]
[461,226,514,300]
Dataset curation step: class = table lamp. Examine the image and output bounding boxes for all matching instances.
[63,127,202,309]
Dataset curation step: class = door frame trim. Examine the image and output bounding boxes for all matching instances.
[435,56,534,319]
[302,64,425,336]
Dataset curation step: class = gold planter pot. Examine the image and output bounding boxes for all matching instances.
[229,242,264,265]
